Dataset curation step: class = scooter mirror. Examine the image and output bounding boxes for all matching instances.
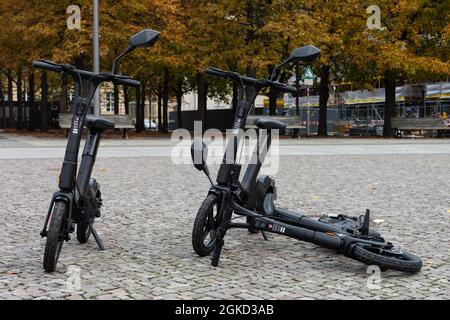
[287,45,321,64]
[191,139,208,171]
[128,29,160,49]
[111,29,160,74]
[270,45,321,80]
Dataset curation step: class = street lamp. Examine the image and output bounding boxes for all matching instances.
[93,0,100,117]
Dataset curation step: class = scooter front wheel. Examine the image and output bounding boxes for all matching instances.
[192,194,220,257]
[350,244,422,273]
[43,201,67,272]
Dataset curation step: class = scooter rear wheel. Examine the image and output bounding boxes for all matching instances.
[247,217,259,234]
[192,194,220,257]
[76,221,91,244]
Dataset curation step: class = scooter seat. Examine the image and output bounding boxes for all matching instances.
[254,118,286,130]
[85,116,115,131]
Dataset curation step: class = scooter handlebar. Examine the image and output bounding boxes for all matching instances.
[32,60,141,87]
[205,67,227,78]
[110,75,141,87]
[205,67,298,96]
[262,79,298,96]
[32,60,63,73]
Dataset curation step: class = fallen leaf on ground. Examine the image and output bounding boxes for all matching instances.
[4,270,17,275]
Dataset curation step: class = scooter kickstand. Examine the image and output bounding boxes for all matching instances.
[261,231,269,241]
[89,223,105,251]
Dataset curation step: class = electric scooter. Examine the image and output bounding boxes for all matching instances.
[190,45,422,273]
[34,29,160,272]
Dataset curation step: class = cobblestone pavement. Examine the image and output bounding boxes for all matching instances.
[0,137,449,299]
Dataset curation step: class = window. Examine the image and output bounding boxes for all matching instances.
[104,91,113,112]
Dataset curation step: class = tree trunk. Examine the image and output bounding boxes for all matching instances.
[162,68,169,133]
[140,81,146,130]
[135,75,142,133]
[157,86,162,132]
[245,0,256,113]
[40,71,49,131]
[7,70,14,128]
[268,88,277,116]
[0,76,4,128]
[196,71,207,132]
[123,87,129,115]
[147,89,152,125]
[59,73,68,114]
[232,81,238,112]
[295,65,300,116]
[74,54,90,96]
[267,65,277,116]
[318,65,330,137]
[246,64,256,114]
[176,79,183,129]
[28,71,35,131]
[17,66,23,129]
[114,83,119,114]
[383,75,396,137]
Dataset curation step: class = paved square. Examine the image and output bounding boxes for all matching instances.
[0,133,449,299]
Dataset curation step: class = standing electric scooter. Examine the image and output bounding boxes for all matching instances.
[34,29,160,272]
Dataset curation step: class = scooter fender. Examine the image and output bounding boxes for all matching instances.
[207,186,233,222]
[40,190,74,238]
[339,235,389,258]
[255,175,276,210]
[207,186,224,199]
[82,178,102,219]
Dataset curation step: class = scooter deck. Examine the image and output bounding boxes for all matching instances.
[273,207,363,237]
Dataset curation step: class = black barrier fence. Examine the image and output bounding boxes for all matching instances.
[169,108,338,134]
[169,109,235,132]
[1,103,349,136]
[0,102,59,129]
[292,107,338,135]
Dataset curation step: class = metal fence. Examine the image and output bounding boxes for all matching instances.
[0,102,60,129]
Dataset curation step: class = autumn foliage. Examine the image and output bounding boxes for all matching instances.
[0,0,449,135]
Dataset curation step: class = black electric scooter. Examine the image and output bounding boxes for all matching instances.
[34,29,160,272]
[191,45,422,273]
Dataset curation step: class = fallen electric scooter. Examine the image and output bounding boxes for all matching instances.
[190,45,422,273]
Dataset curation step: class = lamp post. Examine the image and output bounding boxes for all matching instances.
[93,0,100,117]
[306,87,310,136]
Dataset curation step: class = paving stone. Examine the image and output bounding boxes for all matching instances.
[0,139,449,299]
